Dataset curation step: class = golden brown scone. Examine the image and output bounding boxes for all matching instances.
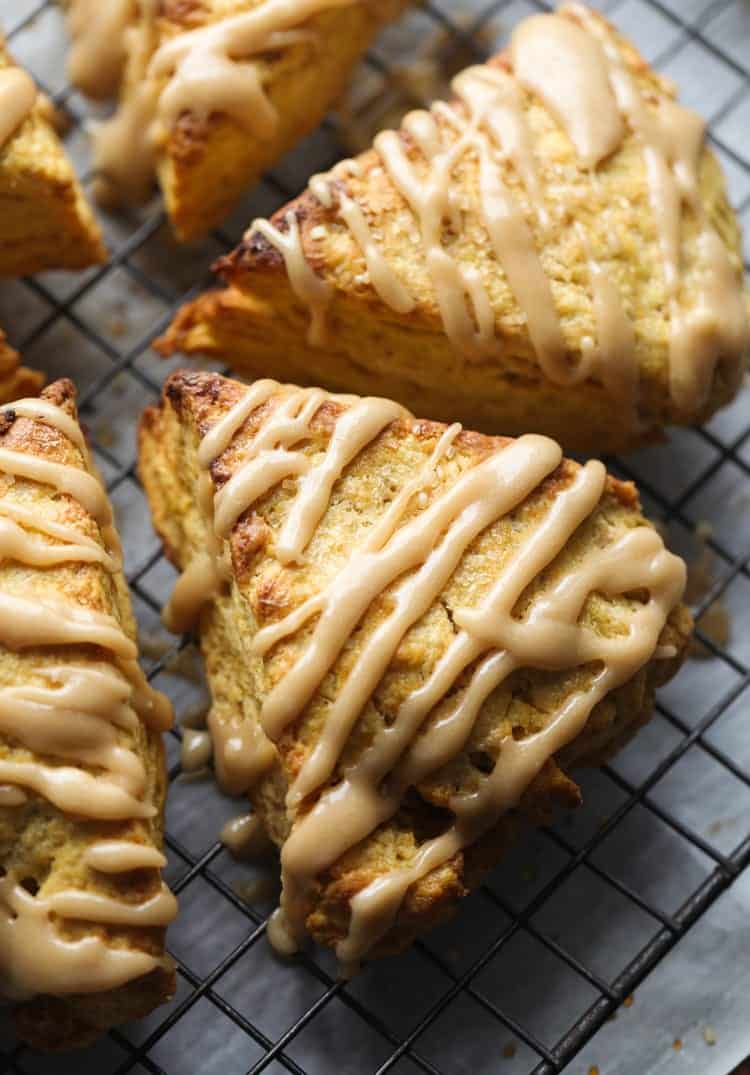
[0,41,105,276]
[0,380,176,1049]
[0,329,43,401]
[70,0,407,241]
[139,370,690,961]
[157,4,749,455]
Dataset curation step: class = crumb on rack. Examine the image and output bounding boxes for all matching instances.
[684,520,731,658]
[623,994,634,1008]
[111,372,129,398]
[703,1025,717,1046]
[138,629,173,661]
[165,644,204,683]
[109,315,128,338]
[502,1042,516,1059]
[673,1038,683,1051]
[92,421,115,448]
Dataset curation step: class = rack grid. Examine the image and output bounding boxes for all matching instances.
[1,1,750,1072]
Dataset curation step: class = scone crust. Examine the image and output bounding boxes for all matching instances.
[139,370,691,956]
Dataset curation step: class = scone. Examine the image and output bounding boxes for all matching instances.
[0,329,43,401]
[139,370,690,963]
[68,0,407,241]
[0,380,176,1049]
[157,3,749,455]
[0,41,105,276]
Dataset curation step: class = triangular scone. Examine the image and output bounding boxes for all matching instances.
[0,380,176,1050]
[69,0,407,241]
[157,4,749,455]
[0,329,43,401]
[0,42,105,277]
[139,370,690,961]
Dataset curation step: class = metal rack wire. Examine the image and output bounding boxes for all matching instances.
[1,0,750,1072]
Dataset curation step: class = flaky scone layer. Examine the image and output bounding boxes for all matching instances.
[0,381,174,1050]
[0,42,105,277]
[139,370,690,957]
[158,5,748,454]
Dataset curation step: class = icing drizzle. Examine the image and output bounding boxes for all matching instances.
[0,67,37,149]
[164,376,685,962]
[0,396,175,1001]
[89,0,357,206]
[252,4,748,425]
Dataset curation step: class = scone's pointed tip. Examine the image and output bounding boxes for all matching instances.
[40,377,79,414]
[153,291,227,358]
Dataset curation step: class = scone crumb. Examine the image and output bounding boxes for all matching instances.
[588,1066,600,1075]
[672,1038,683,1051]
[703,1025,717,1046]
[623,994,634,1008]
[502,1042,516,1059]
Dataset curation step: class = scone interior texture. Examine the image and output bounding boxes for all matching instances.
[0,380,176,1050]
[157,2,749,455]
[0,40,105,276]
[67,0,406,240]
[139,370,691,962]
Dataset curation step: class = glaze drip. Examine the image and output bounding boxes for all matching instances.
[165,377,685,961]
[0,67,37,149]
[0,396,175,1001]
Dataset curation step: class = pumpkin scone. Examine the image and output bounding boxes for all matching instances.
[67,0,407,241]
[0,41,105,276]
[0,329,43,402]
[139,370,690,963]
[0,380,177,1049]
[157,3,749,455]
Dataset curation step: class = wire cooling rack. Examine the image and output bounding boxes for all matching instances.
[1,1,750,1073]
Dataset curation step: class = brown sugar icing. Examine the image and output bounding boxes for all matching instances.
[163,377,685,962]
[0,67,37,149]
[0,397,175,1001]
[253,3,748,428]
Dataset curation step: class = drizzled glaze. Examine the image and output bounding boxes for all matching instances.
[254,4,747,423]
[0,395,175,1001]
[67,0,134,99]
[164,377,685,961]
[164,379,401,796]
[92,0,357,206]
[0,67,37,149]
